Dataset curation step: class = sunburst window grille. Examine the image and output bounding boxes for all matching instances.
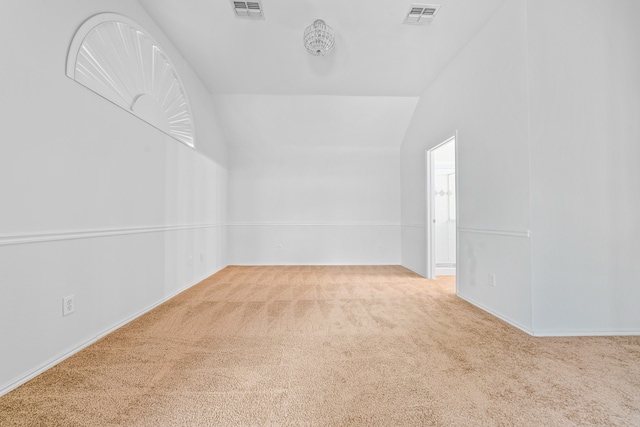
[66,13,195,148]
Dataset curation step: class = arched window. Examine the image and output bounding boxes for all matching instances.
[66,13,195,147]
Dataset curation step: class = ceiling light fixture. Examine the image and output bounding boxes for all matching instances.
[303,19,335,56]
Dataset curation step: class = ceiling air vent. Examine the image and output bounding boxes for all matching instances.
[232,1,264,19]
[404,4,441,25]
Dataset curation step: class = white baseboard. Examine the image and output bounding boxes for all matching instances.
[400,264,427,278]
[457,294,640,337]
[229,262,401,266]
[531,329,640,337]
[456,293,535,336]
[436,267,456,275]
[0,266,227,398]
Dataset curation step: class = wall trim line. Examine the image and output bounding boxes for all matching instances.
[457,293,535,336]
[0,224,226,247]
[227,222,401,227]
[531,330,640,337]
[399,264,427,278]
[401,223,426,228]
[460,294,640,337]
[458,227,530,238]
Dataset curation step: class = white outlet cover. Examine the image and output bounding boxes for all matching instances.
[63,295,75,316]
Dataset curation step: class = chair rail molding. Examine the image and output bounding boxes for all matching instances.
[458,227,530,238]
[0,224,225,247]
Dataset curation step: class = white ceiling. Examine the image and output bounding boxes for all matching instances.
[137,0,506,147]
[139,0,506,96]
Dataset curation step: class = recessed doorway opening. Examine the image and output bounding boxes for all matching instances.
[425,135,457,281]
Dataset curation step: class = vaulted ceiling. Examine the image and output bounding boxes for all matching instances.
[138,0,507,148]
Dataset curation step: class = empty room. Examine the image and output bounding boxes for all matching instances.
[1,0,639,425]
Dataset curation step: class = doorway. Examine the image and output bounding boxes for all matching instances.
[425,135,457,280]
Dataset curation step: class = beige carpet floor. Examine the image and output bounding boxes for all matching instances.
[1,265,639,426]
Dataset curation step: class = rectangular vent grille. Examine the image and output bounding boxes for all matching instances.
[404,4,441,24]
[232,1,263,19]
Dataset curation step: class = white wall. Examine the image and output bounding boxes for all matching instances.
[220,95,413,265]
[228,144,400,264]
[400,0,533,332]
[527,0,640,335]
[402,0,640,336]
[0,1,228,394]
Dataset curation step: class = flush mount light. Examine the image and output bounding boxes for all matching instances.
[404,4,441,25]
[303,19,335,56]
[232,0,263,19]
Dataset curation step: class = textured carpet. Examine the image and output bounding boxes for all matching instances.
[1,265,639,426]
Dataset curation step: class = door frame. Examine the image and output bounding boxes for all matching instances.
[425,132,458,280]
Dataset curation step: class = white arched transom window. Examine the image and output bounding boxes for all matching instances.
[66,13,195,148]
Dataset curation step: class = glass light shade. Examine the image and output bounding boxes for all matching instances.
[303,19,335,56]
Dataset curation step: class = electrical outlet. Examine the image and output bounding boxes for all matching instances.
[488,273,496,287]
[63,295,75,316]
[188,255,193,266]
[200,253,204,262]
